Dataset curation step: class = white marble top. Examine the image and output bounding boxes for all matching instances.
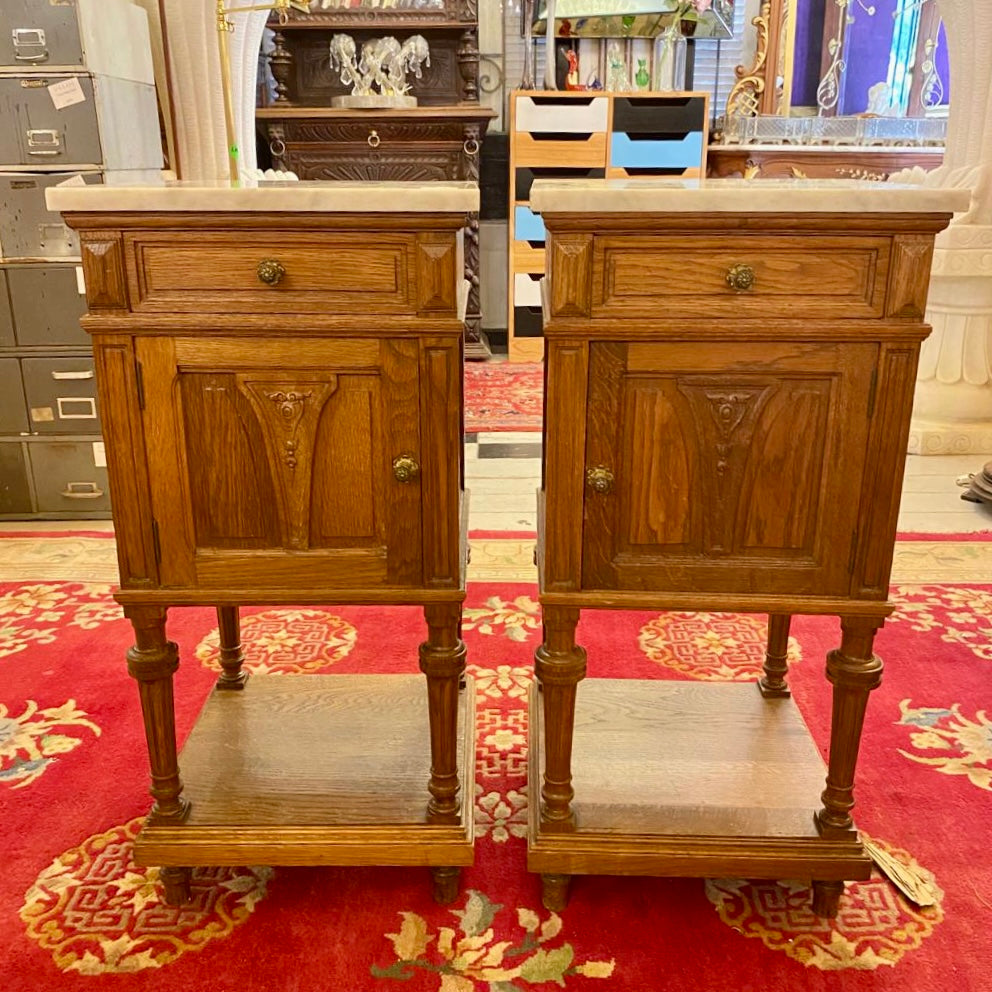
[529,178,971,214]
[46,180,480,213]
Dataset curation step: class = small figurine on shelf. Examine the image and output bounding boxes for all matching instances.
[605,39,629,91]
[635,57,650,90]
[565,49,583,90]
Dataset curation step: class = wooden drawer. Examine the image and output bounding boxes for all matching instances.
[609,132,705,171]
[514,132,607,169]
[515,166,604,203]
[513,205,546,245]
[590,235,891,321]
[611,96,708,135]
[513,272,544,308]
[513,242,546,273]
[515,95,609,134]
[126,231,420,315]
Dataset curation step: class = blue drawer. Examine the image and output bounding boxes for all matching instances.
[610,131,704,170]
[514,205,546,245]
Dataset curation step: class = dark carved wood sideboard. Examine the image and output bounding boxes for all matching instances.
[49,181,478,906]
[528,178,967,916]
[259,0,495,358]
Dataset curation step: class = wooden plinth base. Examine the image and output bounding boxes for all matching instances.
[134,674,474,868]
[527,679,870,884]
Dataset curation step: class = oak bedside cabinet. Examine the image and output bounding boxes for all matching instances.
[528,178,968,916]
[48,180,478,906]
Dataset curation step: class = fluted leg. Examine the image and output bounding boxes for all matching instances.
[124,606,191,906]
[758,613,792,698]
[535,606,586,832]
[215,606,248,690]
[815,616,884,839]
[420,603,467,904]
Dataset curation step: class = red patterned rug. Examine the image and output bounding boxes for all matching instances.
[465,362,543,432]
[2,577,990,991]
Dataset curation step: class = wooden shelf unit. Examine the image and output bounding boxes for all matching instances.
[507,90,709,362]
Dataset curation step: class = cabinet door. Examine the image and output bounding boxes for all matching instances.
[582,341,877,597]
[136,336,422,591]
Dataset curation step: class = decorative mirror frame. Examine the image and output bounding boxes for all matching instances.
[726,0,796,120]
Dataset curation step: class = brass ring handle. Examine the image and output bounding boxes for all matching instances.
[269,137,287,158]
[726,264,756,292]
[392,454,421,483]
[368,129,381,149]
[585,466,615,494]
[463,137,480,157]
[257,259,286,286]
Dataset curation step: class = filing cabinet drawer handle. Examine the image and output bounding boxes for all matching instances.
[726,264,756,292]
[27,129,62,156]
[13,28,48,62]
[368,129,381,149]
[585,466,615,494]
[257,259,286,286]
[392,454,421,483]
[51,370,95,381]
[61,482,104,500]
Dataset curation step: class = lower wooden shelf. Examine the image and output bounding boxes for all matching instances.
[134,673,475,868]
[527,679,870,882]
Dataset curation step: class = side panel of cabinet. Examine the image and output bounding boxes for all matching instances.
[136,335,423,591]
[582,340,878,597]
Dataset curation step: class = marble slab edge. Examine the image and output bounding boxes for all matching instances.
[46,181,480,214]
[529,178,971,215]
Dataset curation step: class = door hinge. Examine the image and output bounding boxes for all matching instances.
[867,367,878,419]
[135,359,146,411]
[151,518,161,565]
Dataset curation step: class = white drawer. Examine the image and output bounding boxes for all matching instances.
[515,95,609,135]
[514,272,544,307]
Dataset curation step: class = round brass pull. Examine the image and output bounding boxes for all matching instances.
[726,264,756,292]
[368,129,381,149]
[392,454,421,483]
[585,466,615,494]
[257,259,285,286]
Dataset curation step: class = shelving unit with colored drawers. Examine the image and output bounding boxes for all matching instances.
[508,90,709,362]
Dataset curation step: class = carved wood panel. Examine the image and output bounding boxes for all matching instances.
[581,341,877,596]
[272,0,475,28]
[139,337,422,590]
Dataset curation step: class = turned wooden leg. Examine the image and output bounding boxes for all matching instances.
[160,866,192,906]
[811,879,845,918]
[420,603,466,904]
[124,606,191,906]
[815,616,884,839]
[534,606,586,833]
[541,873,572,912]
[758,613,792,698]
[215,606,248,690]
[431,866,461,906]
[419,602,467,823]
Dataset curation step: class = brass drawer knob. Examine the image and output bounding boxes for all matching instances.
[726,264,756,292]
[392,454,421,483]
[257,259,286,286]
[585,466,614,494]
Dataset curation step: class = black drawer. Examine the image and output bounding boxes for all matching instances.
[514,305,544,339]
[612,96,708,135]
[515,166,605,203]
[0,443,32,514]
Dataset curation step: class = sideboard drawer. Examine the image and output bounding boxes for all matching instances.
[590,235,891,320]
[126,232,420,315]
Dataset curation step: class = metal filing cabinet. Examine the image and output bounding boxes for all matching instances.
[0,0,162,519]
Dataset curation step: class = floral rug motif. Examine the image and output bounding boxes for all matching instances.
[372,890,614,989]
[20,819,271,974]
[896,699,992,791]
[464,363,542,433]
[195,608,357,675]
[705,838,943,971]
[638,611,802,681]
[0,699,100,789]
